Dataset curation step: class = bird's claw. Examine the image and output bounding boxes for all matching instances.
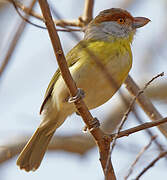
[68,88,85,103]
[82,118,100,133]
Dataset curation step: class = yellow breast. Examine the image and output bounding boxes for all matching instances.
[67,39,132,109]
[51,38,132,111]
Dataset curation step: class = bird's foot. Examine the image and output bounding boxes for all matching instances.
[68,88,85,103]
[82,118,100,133]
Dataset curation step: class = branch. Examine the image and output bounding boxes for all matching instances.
[8,0,83,31]
[38,0,116,179]
[132,106,166,153]
[10,0,47,29]
[125,75,163,120]
[6,0,43,21]
[109,117,167,141]
[0,101,124,164]
[1,116,167,165]
[135,151,167,179]
[125,135,157,180]
[124,75,167,137]
[6,0,86,27]
[109,73,164,162]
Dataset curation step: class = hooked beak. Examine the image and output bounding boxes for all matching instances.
[132,17,151,29]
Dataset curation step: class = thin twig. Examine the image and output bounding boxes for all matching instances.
[125,75,163,120]
[9,0,82,32]
[0,0,37,79]
[7,0,43,20]
[125,135,157,180]
[38,0,116,179]
[135,151,167,180]
[110,73,164,156]
[109,117,167,140]
[49,1,83,32]
[124,75,167,138]
[10,0,46,29]
[132,106,166,156]
[6,0,86,27]
[106,71,164,176]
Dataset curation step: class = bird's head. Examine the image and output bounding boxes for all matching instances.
[84,8,150,42]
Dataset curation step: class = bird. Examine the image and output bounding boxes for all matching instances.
[17,8,150,171]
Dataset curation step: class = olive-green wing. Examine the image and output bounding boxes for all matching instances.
[40,68,60,114]
[39,43,82,114]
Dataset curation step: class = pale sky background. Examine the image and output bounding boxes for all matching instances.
[0,0,167,179]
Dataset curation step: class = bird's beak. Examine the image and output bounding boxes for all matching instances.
[132,17,151,28]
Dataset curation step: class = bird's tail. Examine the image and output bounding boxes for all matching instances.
[17,101,72,172]
[16,108,68,172]
[16,125,55,172]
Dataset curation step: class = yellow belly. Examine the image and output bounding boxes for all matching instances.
[52,50,131,111]
[71,52,131,109]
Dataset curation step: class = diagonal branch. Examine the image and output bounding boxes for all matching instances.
[135,151,167,179]
[125,135,157,180]
[105,73,164,174]
[125,75,163,120]
[38,0,116,179]
[132,106,166,154]
[110,72,164,153]
[124,75,167,137]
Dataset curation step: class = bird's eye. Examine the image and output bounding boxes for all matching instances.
[117,18,125,24]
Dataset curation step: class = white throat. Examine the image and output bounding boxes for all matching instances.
[84,21,135,41]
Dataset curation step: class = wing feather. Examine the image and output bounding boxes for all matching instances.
[40,42,83,114]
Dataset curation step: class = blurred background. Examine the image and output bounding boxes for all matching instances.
[0,0,167,179]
